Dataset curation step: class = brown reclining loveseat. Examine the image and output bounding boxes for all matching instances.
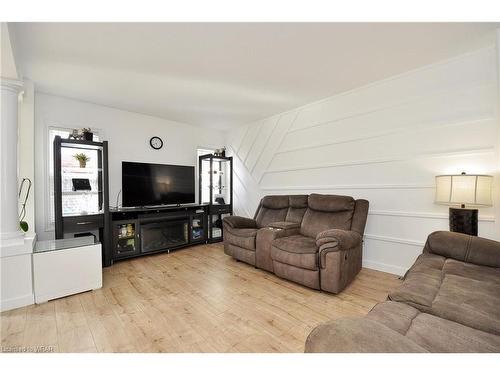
[223,194,369,293]
[305,231,500,352]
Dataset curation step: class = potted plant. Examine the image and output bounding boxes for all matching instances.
[82,128,93,141]
[74,153,90,168]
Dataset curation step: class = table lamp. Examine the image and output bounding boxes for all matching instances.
[435,172,493,236]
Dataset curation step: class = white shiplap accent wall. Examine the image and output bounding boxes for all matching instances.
[227,47,500,276]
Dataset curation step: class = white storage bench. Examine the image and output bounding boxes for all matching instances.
[33,236,102,304]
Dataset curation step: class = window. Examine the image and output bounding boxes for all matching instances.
[45,127,100,230]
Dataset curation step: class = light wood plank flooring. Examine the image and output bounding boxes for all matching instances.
[1,243,401,353]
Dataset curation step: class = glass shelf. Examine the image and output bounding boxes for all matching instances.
[34,236,96,254]
[62,191,101,195]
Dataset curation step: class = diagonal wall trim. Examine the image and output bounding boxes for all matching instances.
[249,115,280,175]
[287,81,493,135]
[277,116,493,155]
[257,109,301,183]
[265,146,496,174]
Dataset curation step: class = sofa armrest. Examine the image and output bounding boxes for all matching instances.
[316,229,362,268]
[316,229,361,251]
[424,231,500,267]
[223,216,257,229]
[304,318,427,353]
[267,221,300,230]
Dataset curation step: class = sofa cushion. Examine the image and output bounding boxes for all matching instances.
[443,258,500,284]
[271,235,318,270]
[367,301,500,353]
[285,195,308,223]
[224,227,258,250]
[305,317,427,353]
[390,252,500,335]
[300,194,355,238]
[424,231,500,268]
[431,274,500,335]
[261,195,289,209]
[255,207,288,228]
[307,193,355,212]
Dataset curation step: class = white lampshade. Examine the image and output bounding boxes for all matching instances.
[435,173,493,207]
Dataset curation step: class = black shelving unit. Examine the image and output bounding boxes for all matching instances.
[53,136,110,263]
[198,154,233,242]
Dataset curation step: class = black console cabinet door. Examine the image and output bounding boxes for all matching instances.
[112,219,141,258]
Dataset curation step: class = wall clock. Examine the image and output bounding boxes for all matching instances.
[149,136,163,150]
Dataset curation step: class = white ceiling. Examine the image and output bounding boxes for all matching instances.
[9,22,500,130]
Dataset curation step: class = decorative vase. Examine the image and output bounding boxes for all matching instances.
[79,160,87,168]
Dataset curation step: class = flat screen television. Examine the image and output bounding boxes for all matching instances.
[122,161,195,207]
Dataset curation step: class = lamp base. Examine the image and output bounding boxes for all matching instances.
[449,207,478,236]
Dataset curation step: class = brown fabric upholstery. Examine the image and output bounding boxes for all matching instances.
[316,229,362,267]
[368,301,500,352]
[255,227,300,272]
[424,230,500,268]
[223,226,258,251]
[320,245,362,293]
[300,194,355,238]
[229,244,256,266]
[306,232,500,353]
[223,216,257,229]
[273,261,320,290]
[431,275,500,335]
[390,241,500,336]
[223,193,369,294]
[305,317,427,353]
[271,235,318,270]
[351,199,369,235]
[267,221,300,230]
[305,301,500,353]
[285,195,308,223]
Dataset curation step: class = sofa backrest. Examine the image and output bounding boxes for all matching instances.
[424,231,500,268]
[285,195,308,223]
[300,194,357,238]
[254,195,308,228]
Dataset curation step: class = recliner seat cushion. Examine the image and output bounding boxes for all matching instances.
[224,226,258,250]
[271,235,318,270]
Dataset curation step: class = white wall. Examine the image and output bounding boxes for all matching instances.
[1,23,18,78]
[34,93,225,240]
[227,46,500,276]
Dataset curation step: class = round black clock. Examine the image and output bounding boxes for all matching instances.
[149,136,163,150]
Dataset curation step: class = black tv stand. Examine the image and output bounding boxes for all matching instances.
[104,204,209,266]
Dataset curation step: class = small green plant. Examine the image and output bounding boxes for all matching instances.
[73,153,90,168]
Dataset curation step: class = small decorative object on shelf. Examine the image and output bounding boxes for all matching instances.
[69,128,83,140]
[82,128,93,141]
[213,147,226,157]
[73,153,90,168]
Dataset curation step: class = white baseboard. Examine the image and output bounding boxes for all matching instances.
[362,259,407,276]
[0,293,34,312]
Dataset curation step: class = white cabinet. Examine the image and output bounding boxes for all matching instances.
[33,237,102,303]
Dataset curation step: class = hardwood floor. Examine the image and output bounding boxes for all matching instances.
[1,243,401,353]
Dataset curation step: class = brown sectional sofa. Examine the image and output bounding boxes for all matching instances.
[305,231,500,352]
[223,194,369,293]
